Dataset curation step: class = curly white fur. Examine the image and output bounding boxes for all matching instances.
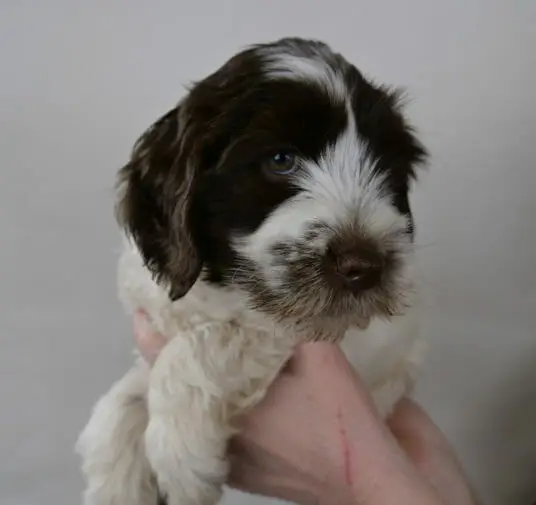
[76,239,425,505]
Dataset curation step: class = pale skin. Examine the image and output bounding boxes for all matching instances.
[133,310,480,505]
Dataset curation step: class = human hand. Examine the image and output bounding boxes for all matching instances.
[133,310,479,505]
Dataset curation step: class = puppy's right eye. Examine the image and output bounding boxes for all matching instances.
[265,151,298,176]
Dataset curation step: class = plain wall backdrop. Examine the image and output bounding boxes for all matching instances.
[1,2,535,505]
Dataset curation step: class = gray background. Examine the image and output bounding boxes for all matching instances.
[1,1,535,504]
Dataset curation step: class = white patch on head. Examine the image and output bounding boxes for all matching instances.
[300,112,407,237]
[234,107,409,290]
[262,53,347,101]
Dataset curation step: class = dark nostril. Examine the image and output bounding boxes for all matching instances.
[329,247,384,291]
[338,264,366,281]
[336,256,362,279]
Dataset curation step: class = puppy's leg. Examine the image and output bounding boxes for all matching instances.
[144,336,229,505]
[76,360,157,505]
[145,333,288,505]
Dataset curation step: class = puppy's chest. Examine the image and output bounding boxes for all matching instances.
[166,298,411,389]
[118,247,415,388]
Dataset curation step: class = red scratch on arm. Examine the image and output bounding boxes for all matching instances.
[337,405,353,488]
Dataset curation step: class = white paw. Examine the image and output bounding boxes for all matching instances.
[145,418,228,505]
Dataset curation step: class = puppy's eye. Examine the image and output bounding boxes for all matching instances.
[266,151,298,176]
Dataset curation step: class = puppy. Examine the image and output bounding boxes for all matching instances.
[76,37,428,505]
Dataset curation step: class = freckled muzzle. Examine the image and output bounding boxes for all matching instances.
[237,219,411,325]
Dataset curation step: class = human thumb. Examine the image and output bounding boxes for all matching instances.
[133,310,166,365]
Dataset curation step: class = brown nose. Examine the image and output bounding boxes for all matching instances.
[327,243,385,292]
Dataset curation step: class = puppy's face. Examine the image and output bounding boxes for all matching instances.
[117,38,427,327]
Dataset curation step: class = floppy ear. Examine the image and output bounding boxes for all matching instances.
[115,105,202,300]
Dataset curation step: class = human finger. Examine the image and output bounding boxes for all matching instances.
[133,310,166,364]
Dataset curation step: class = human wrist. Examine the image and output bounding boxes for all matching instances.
[309,470,445,505]
[276,473,356,505]
[295,432,445,505]
[273,446,362,505]
[249,447,359,505]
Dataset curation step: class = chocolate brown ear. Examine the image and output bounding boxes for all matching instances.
[115,105,202,300]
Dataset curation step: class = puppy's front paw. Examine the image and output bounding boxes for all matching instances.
[145,418,228,505]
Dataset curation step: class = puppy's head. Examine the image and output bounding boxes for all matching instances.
[117,37,427,328]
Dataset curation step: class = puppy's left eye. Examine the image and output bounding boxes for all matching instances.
[266,151,298,176]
